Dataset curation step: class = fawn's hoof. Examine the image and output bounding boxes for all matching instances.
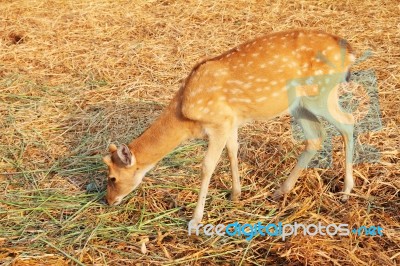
[231,193,241,202]
[188,219,200,229]
[340,194,349,202]
[273,189,285,201]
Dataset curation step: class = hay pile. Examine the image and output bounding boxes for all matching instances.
[0,0,399,265]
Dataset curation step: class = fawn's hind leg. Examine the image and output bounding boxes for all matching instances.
[274,109,325,200]
[302,84,355,201]
[324,86,355,201]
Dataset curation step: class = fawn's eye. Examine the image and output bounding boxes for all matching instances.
[109,177,116,182]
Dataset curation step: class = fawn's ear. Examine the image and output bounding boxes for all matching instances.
[116,144,135,166]
[109,144,118,153]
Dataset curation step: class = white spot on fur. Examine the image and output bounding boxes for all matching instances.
[214,69,228,77]
[252,53,259,57]
[227,80,244,85]
[314,70,323,75]
[260,63,267,68]
[243,83,252,89]
[256,96,268,102]
[270,80,278,86]
[231,88,243,94]
[208,86,221,92]
[272,92,279,97]
[230,98,251,103]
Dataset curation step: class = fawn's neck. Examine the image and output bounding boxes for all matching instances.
[128,93,201,167]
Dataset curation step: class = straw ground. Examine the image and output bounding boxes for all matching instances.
[0,0,399,265]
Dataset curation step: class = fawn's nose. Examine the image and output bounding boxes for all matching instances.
[105,196,122,206]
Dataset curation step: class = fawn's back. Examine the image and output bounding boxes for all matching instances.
[181,29,354,124]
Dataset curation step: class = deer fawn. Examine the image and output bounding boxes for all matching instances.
[103,29,355,226]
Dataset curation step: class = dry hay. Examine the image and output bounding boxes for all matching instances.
[0,0,399,265]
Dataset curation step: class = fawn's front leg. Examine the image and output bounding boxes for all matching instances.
[190,125,231,227]
[226,126,241,202]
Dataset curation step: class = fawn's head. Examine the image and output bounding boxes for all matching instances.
[103,144,141,205]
